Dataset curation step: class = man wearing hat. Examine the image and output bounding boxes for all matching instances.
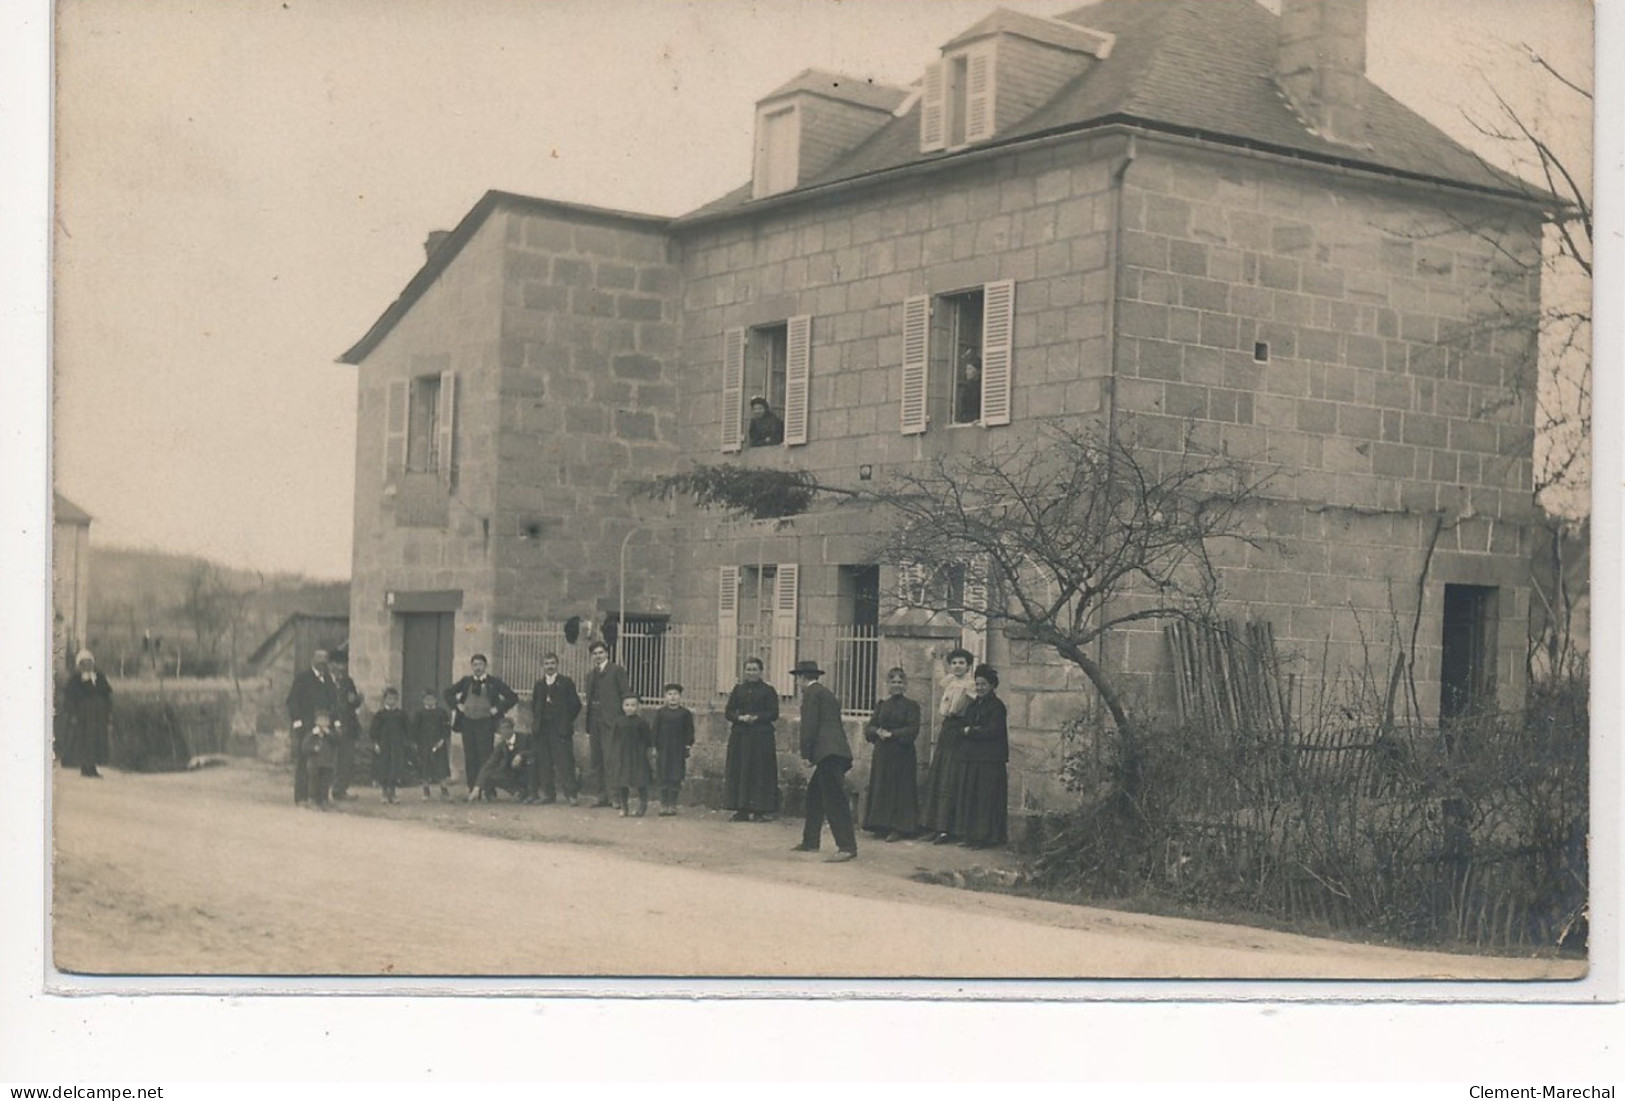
[446,654,519,796]
[61,649,113,778]
[328,650,364,800]
[789,658,858,862]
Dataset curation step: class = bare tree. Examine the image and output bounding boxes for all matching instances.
[178,561,264,678]
[180,562,230,663]
[1462,43,1592,513]
[1458,46,1592,684]
[642,421,1273,747]
[868,424,1272,745]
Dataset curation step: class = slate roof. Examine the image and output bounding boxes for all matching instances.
[339,190,670,365]
[677,0,1543,225]
[759,69,911,112]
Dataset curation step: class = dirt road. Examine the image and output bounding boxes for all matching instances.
[50,763,1585,980]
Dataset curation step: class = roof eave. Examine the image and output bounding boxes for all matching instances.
[338,190,672,366]
[673,116,1555,232]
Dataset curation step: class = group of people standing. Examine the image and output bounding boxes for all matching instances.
[859,649,1011,850]
[289,641,697,817]
[283,641,1011,857]
[718,648,1011,859]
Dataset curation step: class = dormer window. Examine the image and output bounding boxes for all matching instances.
[920,10,1115,155]
[749,72,910,201]
[753,104,800,199]
[922,43,994,152]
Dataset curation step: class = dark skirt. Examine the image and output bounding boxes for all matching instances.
[414,733,451,784]
[949,761,1008,845]
[920,730,966,833]
[654,732,689,787]
[862,739,919,833]
[723,727,780,813]
[374,737,412,789]
[606,731,652,791]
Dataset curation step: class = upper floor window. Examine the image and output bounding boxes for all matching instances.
[384,369,457,484]
[721,316,811,452]
[746,323,788,446]
[940,288,985,425]
[900,281,1013,434]
[407,374,442,473]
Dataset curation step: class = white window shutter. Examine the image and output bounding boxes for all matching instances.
[436,370,457,485]
[771,563,799,696]
[897,560,927,607]
[716,565,740,694]
[720,328,745,453]
[900,295,930,435]
[961,557,990,664]
[920,61,946,152]
[783,314,811,446]
[964,45,995,143]
[383,379,408,483]
[980,279,1014,426]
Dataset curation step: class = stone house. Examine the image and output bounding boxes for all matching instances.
[340,0,1548,809]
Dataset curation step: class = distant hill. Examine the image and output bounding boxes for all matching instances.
[83,545,349,676]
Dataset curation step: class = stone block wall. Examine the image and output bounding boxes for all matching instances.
[672,132,1122,487]
[1107,141,1541,718]
[348,214,511,696]
[490,204,683,626]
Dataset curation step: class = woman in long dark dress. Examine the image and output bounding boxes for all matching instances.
[722,656,781,821]
[951,663,1010,848]
[61,649,113,777]
[861,667,921,841]
[922,648,975,843]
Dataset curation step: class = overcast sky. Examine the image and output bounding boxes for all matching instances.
[44,0,1594,580]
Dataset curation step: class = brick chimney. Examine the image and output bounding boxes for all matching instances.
[1277,0,1368,147]
[424,229,452,260]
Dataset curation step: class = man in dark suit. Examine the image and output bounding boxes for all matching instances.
[789,658,858,862]
[329,653,364,800]
[528,651,583,805]
[582,640,631,808]
[445,654,519,795]
[286,648,338,805]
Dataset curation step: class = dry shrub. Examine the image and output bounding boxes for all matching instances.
[1035,676,1588,951]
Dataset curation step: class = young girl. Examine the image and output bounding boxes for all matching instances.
[608,695,654,817]
[651,682,696,815]
[411,689,453,801]
[369,687,411,803]
[923,648,975,844]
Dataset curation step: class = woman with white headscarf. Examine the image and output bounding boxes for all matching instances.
[61,649,113,777]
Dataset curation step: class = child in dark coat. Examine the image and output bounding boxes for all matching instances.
[369,687,412,803]
[302,710,339,809]
[651,682,696,815]
[609,695,654,818]
[411,689,453,801]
